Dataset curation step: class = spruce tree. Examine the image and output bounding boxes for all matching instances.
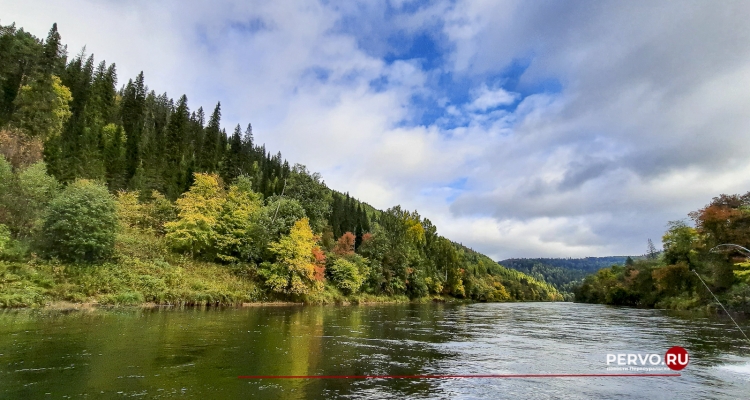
[40,23,65,77]
[199,102,221,172]
[221,124,243,183]
[122,72,146,181]
[104,124,126,189]
[331,194,342,238]
[164,94,189,198]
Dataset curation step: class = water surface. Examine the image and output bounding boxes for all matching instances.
[1,303,748,399]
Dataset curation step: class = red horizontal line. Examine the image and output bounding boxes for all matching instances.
[238,373,681,379]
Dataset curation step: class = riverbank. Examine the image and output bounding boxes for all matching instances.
[1,220,564,308]
[0,229,480,308]
[0,255,477,309]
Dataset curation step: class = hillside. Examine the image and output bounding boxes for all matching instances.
[0,22,562,307]
[499,257,633,300]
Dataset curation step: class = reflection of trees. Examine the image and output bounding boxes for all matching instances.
[659,310,750,363]
[0,304,473,398]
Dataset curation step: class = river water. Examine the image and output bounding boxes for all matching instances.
[1,302,748,399]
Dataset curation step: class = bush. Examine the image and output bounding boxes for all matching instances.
[327,255,369,295]
[41,179,118,263]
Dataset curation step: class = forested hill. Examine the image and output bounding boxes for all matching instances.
[0,23,562,306]
[500,257,631,274]
[499,257,633,300]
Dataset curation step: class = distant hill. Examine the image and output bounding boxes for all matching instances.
[498,257,636,300]
[500,257,633,273]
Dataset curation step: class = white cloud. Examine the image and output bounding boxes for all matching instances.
[3,0,750,259]
[467,84,518,111]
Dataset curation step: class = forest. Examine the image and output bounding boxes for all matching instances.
[575,193,750,312]
[0,23,561,307]
[500,257,632,300]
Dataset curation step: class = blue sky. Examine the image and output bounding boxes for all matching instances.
[4,0,750,259]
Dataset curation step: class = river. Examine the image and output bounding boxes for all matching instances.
[1,303,748,399]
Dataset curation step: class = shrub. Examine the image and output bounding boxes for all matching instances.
[41,179,118,263]
[327,254,369,295]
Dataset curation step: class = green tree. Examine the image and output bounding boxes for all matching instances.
[103,123,127,189]
[199,102,221,172]
[12,75,72,139]
[41,179,118,262]
[13,161,60,236]
[285,164,331,232]
[0,223,9,252]
[122,73,146,181]
[0,158,60,237]
[328,255,369,294]
[0,23,46,125]
[164,94,190,198]
[215,176,264,263]
[259,196,307,241]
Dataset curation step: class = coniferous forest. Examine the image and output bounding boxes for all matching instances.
[0,23,561,307]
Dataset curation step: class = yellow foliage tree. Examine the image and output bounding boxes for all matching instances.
[261,218,321,295]
[165,173,225,256]
[116,190,143,229]
[116,190,176,234]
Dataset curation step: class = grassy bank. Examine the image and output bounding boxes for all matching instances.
[0,228,475,308]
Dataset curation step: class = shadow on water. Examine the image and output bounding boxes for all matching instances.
[0,303,749,399]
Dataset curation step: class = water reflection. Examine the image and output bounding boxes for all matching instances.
[0,303,748,399]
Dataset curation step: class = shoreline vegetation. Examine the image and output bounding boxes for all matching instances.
[0,23,562,308]
[574,193,750,314]
[0,223,558,309]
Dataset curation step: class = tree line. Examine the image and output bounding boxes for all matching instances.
[575,194,750,312]
[500,257,636,300]
[0,22,562,304]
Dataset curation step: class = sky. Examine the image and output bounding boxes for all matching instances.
[3,0,750,260]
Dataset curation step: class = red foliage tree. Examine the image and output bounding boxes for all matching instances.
[334,232,356,256]
[312,246,326,281]
[361,232,373,244]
